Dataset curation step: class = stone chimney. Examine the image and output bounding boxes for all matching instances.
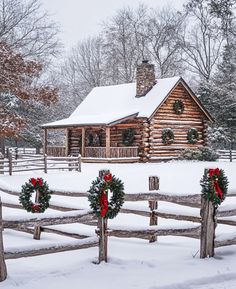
[136,60,156,97]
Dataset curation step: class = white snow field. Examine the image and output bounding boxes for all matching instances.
[0,161,236,289]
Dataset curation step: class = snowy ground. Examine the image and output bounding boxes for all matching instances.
[1,160,236,289]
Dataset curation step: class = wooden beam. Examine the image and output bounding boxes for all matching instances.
[106,127,110,158]
[81,128,85,157]
[107,225,200,239]
[5,237,99,260]
[0,199,7,281]
[43,128,48,155]
[65,129,69,156]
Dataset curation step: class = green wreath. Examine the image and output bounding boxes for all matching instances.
[88,173,125,219]
[200,168,228,207]
[187,128,199,144]
[162,128,174,145]
[173,100,184,115]
[19,178,53,213]
[122,128,135,146]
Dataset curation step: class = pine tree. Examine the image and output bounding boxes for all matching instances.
[212,43,236,124]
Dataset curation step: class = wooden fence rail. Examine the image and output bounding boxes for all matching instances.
[0,153,81,175]
[217,149,236,162]
[0,170,236,281]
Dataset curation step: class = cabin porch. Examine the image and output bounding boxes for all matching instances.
[43,126,141,163]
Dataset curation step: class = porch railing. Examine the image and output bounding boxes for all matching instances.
[84,147,139,158]
[46,146,139,158]
[47,146,66,157]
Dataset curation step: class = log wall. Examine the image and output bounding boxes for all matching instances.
[68,128,82,156]
[148,83,209,160]
[110,119,143,148]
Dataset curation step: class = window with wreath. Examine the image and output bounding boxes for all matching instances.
[187,128,199,144]
[122,128,135,146]
[173,99,184,115]
[162,128,174,145]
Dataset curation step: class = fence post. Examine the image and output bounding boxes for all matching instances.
[44,154,47,174]
[0,198,7,282]
[15,147,18,160]
[33,190,41,240]
[8,152,12,176]
[200,170,216,258]
[0,153,3,175]
[148,176,159,243]
[98,169,110,263]
[68,155,72,171]
[78,154,81,172]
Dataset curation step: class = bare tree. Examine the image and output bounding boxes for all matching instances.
[102,5,149,83]
[181,0,224,81]
[57,36,106,114]
[145,7,185,77]
[0,0,60,61]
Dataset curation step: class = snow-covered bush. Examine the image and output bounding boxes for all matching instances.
[199,147,219,161]
[207,126,230,149]
[180,147,219,161]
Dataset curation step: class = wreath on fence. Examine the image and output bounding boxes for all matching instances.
[173,100,185,115]
[19,178,53,213]
[88,173,125,219]
[187,128,199,144]
[200,168,228,207]
[162,128,174,145]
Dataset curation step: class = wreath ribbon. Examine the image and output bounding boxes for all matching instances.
[100,191,108,217]
[209,168,223,200]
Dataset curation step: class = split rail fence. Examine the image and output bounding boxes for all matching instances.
[0,170,236,281]
[217,149,236,162]
[0,153,81,175]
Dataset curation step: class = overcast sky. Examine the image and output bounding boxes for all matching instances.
[41,0,187,50]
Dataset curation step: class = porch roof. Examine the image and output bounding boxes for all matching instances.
[42,76,181,128]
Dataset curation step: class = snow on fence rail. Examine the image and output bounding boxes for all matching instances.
[1,170,236,280]
[0,153,81,175]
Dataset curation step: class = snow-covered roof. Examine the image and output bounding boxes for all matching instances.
[43,77,181,128]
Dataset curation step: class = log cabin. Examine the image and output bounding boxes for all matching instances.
[42,60,214,162]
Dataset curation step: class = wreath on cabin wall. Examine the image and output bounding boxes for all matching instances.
[173,99,185,115]
[86,131,103,147]
[200,168,228,207]
[19,178,53,213]
[122,128,135,146]
[187,128,199,144]
[162,128,174,145]
[88,173,125,219]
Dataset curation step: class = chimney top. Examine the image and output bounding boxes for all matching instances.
[136,61,156,97]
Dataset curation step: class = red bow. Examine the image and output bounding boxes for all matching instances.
[104,173,113,182]
[209,168,223,199]
[100,191,108,217]
[30,178,43,187]
[209,168,220,178]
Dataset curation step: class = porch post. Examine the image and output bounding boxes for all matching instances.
[43,128,48,155]
[81,127,85,157]
[106,127,110,158]
[65,128,69,156]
